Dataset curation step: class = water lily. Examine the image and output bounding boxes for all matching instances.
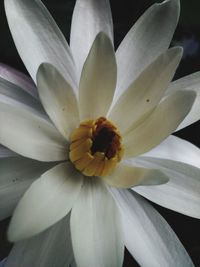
[0,0,199,266]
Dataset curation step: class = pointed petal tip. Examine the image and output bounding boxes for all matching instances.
[169,46,183,57]
[140,169,169,186]
[182,90,197,107]
[95,31,114,44]
[156,0,180,25]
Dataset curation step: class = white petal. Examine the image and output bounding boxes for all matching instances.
[79,33,117,120]
[0,156,54,221]
[0,63,38,99]
[123,91,196,158]
[0,100,67,161]
[103,161,168,188]
[115,0,180,102]
[5,0,77,89]
[143,135,200,168]
[109,47,182,133]
[70,178,124,267]
[0,77,43,113]
[5,214,74,267]
[8,162,83,242]
[70,0,113,80]
[110,189,194,267]
[37,63,79,140]
[132,156,200,218]
[166,72,200,130]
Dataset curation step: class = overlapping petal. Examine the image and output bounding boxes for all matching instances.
[123,91,196,158]
[110,189,194,267]
[0,77,43,113]
[103,161,168,188]
[0,156,55,221]
[115,0,180,101]
[0,63,38,99]
[70,179,124,267]
[143,135,200,168]
[37,63,79,140]
[8,163,83,242]
[0,145,17,158]
[79,32,117,120]
[166,72,200,130]
[70,0,113,80]
[5,214,74,267]
[4,0,77,89]
[132,156,200,218]
[0,98,67,161]
[109,47,182,132]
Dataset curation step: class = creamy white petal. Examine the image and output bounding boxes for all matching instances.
[79,33,116,120]
[5,0,77,89]
[103,161,168,188]
[70,0,113,80]
[8,163,83,242]
[37,63,79,140]
[166,72,200,130]
[132,156,200,218]
[110,189,194,267]
[0,77,43,112]
[5,214,74,267]
[0,100,67,161]
[0,156,54,221]
[109,47,182,133]
[70,178,124,267]
[143,135,200,168]
[0,63,38,99]
[115,0,180,102]
[123,91,196,158]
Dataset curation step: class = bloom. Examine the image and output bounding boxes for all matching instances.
[0,0,199,266]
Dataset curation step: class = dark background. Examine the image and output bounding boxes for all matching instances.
[0,0,200,266]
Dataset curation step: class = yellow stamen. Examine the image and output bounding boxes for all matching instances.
[83,152,104,177]
[69,117,124,177]
[70,126,92,142]
[74,152,94,171]
[69,138,92,162]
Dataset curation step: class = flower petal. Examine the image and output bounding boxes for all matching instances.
[133,156,200,218]
[0,156,54,221]
[123,91,196,158]
[0,99,67,161]
[5,214,74,267]
[70,178,124,267]
[37,63,79,140]
[115,0,180,102]
[109,47,182,133]
[143,135,200,168]
[166,72,200,130]
[103,161,168,188]
[8,162,83,242]
[79,32,117,120]
[110,189,194,267]
[0,77,43,113]
[70,0,113,80]
[0,63,38,99]
[4,0,77,88]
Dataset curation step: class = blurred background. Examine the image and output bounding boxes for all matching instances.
[0,0,200,266]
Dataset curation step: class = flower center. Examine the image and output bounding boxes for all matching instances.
[69,117,123,177]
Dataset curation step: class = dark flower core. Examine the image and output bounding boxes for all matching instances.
[69,117,123,177]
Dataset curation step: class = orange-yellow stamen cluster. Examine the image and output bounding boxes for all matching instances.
[69,117,124,177]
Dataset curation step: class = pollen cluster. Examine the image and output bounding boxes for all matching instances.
[69,117,124,177]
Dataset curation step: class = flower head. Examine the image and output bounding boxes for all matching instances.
[0,0,199,266]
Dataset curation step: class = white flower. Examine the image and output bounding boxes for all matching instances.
[0,0,199,266]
